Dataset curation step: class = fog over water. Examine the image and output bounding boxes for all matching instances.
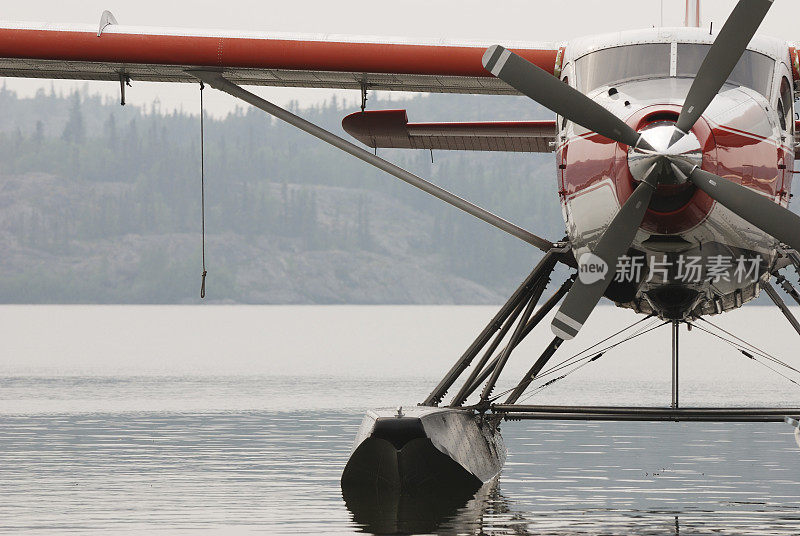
[3,304,799,395]
[2,305,799,533]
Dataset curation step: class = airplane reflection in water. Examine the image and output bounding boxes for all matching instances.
[789,417,800,448]
[343,480,512,535]
[344,416,800,535]
[343,480,800,535]
[344,480,686,535]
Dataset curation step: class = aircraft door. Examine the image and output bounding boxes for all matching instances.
[557,64,574,201]
[777,76,794,200]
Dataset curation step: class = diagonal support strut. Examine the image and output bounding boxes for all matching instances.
[503,336,563,404]
[763,280,800,338]
[458,277,573,404]
[424,247,566,406]
[189,70,554,252]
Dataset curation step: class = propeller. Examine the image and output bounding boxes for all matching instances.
[672,0,774,143]
[671,161,800,253]
[552,165,659,340]
[482,0,778,340]
[482,45,652,150]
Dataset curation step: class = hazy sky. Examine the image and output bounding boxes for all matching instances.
[3,1,798,116]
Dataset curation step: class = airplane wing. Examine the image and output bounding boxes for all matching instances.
[0,21,562,95]
[342,110,557,152]
[0,16,562,250]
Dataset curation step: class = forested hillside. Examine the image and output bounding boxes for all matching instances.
[0,84,565,303]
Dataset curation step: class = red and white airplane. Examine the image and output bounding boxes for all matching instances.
[0,0,798,342]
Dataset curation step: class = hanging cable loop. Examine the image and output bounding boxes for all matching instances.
[199,81,207,299]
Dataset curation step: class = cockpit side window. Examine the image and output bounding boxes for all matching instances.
[778,98,787,131]
[778,76,793,134]
[576,44,671,93]
[561,76,569,130]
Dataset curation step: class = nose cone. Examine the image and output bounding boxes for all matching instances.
[628,121,702,184]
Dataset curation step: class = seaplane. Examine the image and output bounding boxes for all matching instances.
[2,0,800,496]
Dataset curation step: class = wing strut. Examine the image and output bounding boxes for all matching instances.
[763,281,800,338]
[189,70,554,252]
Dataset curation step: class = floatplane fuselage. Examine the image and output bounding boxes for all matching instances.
[558,27,795,322]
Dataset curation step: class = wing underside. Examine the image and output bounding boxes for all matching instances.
[342,110,557,152]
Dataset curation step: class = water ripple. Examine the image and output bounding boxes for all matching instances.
[1,401,799,534]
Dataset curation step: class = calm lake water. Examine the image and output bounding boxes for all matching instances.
[1,305,800,534]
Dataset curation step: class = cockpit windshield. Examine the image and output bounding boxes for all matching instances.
[576,44,670,93]
[676,44,773,97]
[576,43,775,98]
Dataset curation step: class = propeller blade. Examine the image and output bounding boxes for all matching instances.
[672,161,800,253]
[551,168,659,340]
[673,0,773,138]
[483,45,650,150]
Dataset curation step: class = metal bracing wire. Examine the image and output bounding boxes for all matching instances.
[697,317,800,375]
[690,321,800,387]
[535,316,658,380]
[487,316,666,404]
[509,320,669,404]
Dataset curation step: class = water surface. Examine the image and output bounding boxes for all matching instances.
[1,305,799,534]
